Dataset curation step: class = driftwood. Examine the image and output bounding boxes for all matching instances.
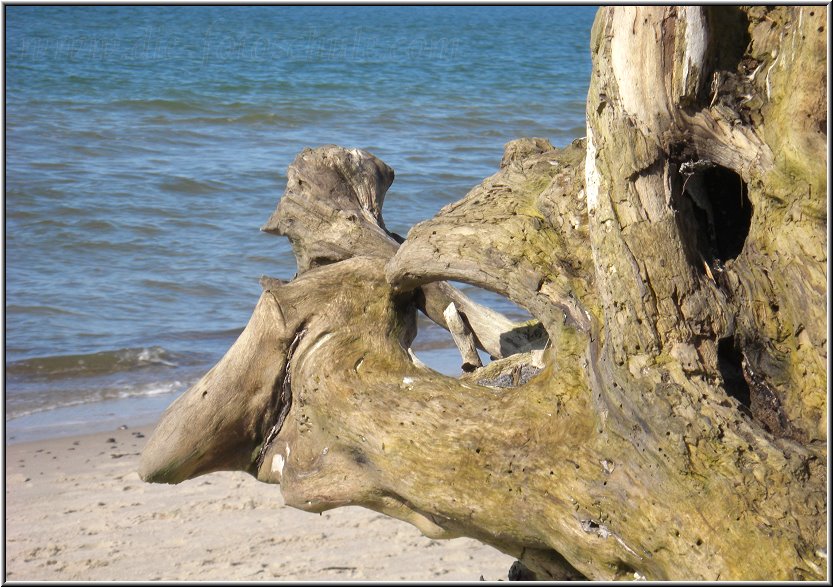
[443,302,483,372]
[260,144,547,360]
[140,7,827,581]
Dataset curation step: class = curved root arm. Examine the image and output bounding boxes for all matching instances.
[386,138,597,337]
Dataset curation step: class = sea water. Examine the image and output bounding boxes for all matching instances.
[5,6,596,442]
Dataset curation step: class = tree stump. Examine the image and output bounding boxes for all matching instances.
[140,7,827,581]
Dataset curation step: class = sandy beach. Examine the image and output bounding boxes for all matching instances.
[4,423,515,581]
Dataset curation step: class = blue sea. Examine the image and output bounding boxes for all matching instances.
[4,6,596,443]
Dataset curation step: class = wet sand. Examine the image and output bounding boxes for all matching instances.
[4,424,515,581]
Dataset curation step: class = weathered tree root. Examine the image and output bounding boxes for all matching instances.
[140,6,827,581]
[260,144,547,360]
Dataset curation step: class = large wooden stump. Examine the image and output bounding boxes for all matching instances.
[140,7,827,580]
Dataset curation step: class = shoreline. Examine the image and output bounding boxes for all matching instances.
[5,392,176,446]
[6,342,468,447]
[5,420,515,581]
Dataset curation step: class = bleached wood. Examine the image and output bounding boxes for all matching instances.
[442,302,482,372]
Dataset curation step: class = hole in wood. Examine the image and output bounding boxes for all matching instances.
[682,163,752,264]
[717,335,752,416]
[717,335,796,439]
[408,282,547,381]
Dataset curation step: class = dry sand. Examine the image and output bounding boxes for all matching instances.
[4,424,515,581]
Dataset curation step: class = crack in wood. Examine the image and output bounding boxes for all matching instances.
[256,326,307,471]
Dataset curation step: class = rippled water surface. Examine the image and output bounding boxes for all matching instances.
[5,6,595,441]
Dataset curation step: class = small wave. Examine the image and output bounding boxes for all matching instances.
[77,219,117,231]
[7,346,182,381]
[160,176,227,195]
[67,75,96,84]
[127,223,164,237]
[232,112,293,125]
[6,304,83,317]
[111,98,211,114]
[168,112,298,127]
[5,379,192,421]
[164,327,245,342]
[28,161,75,170]
[140,279,226,297]
[73,129,110,140]
[62,239,146,253]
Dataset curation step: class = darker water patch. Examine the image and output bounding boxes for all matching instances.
[111,98,212,114]
[159,176,227,195]
[5,304,84,317]
[6,346,186,381]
